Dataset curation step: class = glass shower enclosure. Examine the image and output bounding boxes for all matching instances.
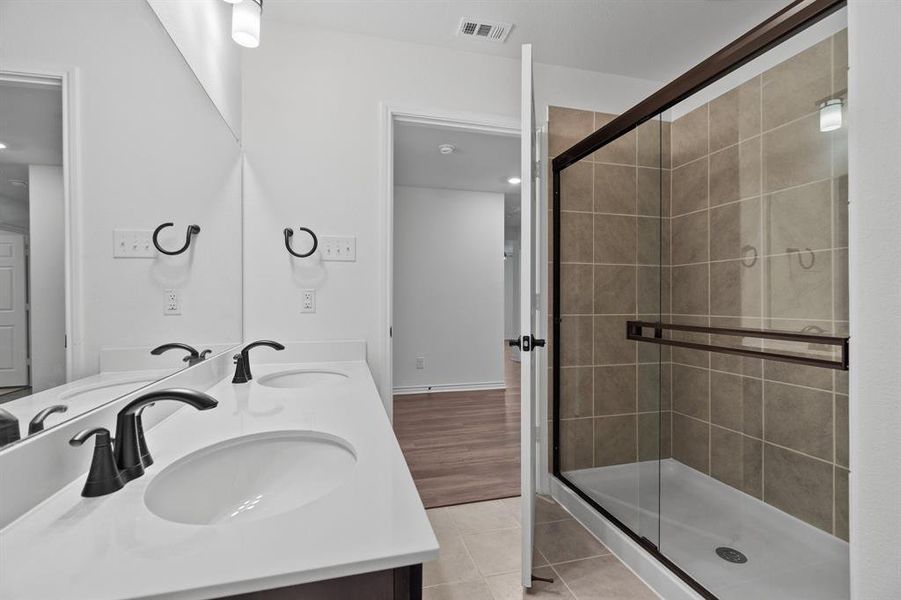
[550,2,849,598]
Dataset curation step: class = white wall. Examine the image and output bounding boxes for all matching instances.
[847,1,901,596]
[242,22,662,407]
[147,0,242,140]
[27,165,65,392]
[0,194,27,232]
[0,0,243,378]
[393,186,504,393]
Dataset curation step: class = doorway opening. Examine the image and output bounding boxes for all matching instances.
[389,117,522,509]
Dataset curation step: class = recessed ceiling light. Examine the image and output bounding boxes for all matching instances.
[507,176,521,185]
[0,142,7,150]
[438,144,456,155]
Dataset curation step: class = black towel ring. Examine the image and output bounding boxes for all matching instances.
[153,222,200,256]
[284,227,318,258]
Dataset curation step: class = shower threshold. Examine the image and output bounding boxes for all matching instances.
[565,459,848,600]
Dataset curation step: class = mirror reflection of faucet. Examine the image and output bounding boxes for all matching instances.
[0,408,20,448]
[28,405,68,435]
[150,343,212,367]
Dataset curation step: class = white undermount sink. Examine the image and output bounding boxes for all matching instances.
[144,431,356,526]
[256,369,349,389]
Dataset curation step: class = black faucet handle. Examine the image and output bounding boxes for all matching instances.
[232,353,250,384]
[28,404,68,435]
[70,428,125,497]
[233,340,285,383]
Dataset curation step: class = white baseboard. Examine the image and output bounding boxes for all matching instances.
[550,477,701,600]
[393,380,506,395]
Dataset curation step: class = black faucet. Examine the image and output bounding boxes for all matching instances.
[232,340,285,384]
[0,407,20,447]
[69,427,124,497]
[114,389,218,483]
[28,404,68,434]
[151,343,212,367]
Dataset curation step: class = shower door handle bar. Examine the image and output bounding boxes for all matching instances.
[625,320,849,371]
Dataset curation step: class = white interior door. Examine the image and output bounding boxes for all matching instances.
[520,43,543,589]
[0,233,29,386]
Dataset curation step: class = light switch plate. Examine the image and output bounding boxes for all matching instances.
[114,229,155,258]
[320,236,356,262]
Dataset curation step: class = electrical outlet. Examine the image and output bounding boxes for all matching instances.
[301,289,316,313]
[113,229,155,258]
[416,357,425,370]
[320,236,356,262]
[164,289,180,315]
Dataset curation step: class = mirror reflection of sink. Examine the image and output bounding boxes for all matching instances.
[256,369,349,389]
[144,431,356,526]
[58,378,157,402]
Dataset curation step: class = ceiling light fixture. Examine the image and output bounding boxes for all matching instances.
[232,0,262,48]
[0,142,7,150]
[507,176,521,185]
[818,98,843,132]
[438,144,456,155]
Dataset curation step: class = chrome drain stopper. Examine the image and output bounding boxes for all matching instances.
[715,546,748,564]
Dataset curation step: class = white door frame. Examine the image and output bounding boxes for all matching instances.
[378,104,520,419]
[0,66,83,381]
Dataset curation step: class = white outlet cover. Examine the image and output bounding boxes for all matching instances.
[301,289,316,313]
[164,288,180,315]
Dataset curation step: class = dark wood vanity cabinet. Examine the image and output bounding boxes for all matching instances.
[220,564,422,600]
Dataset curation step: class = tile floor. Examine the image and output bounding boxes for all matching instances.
[423,496,658,599]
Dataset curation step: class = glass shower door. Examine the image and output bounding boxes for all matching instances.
[657,18,849,600]
[552,111,664,550]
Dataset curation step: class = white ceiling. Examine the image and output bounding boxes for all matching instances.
[394,122,521,222]
[266,0,791,82]
[0,80,63,203]
[394,121,519,197]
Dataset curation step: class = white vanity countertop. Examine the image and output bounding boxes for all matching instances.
[0,361,438,600]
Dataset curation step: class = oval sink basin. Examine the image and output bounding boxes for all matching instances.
[144,431,356,526]
[256,369,349,389]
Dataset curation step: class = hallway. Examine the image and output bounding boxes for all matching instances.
[393,349,521,508]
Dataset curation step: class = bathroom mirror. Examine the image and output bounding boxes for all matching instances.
[0,1,243,450]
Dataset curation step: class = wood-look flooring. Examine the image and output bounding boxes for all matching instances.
[393,351,521,509]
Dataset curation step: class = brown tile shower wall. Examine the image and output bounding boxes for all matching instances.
[549,28,849,542]
[667,29,849,540]
[548,107,673,475]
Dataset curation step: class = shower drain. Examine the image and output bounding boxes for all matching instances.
[715,546,748,564]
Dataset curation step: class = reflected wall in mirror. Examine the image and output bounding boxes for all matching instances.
[0,0,243,449]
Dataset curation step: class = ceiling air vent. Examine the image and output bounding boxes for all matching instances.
[457,18,512,43]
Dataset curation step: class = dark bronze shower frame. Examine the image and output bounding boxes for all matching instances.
[551,1,848,599]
